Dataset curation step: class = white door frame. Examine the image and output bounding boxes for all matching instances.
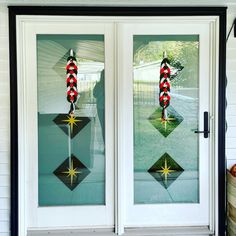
[119,20,210,227]
[116,16,219,235]
[14,15,220,236]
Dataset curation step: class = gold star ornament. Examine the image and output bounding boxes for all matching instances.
[53,114,91,138]
[62,115,82,133]
[62,160,81,186]
[156,158,176,184]
[53,155,91,191]
[148,152,184,189]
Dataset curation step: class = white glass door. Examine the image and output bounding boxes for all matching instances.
[118,21,211,227]
[17,16,217,234]
[18,20,115,229]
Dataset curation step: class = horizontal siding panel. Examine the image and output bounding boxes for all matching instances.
[227,116,236,127]
[0,59,9,66]
[0,49,9,58]
[227,14,235,27]
[0,144,9,153]
[0,63,9,73]
[0,233,9,236]
[227,81,236,93]
[226,127,236,137]
[0,106,10,113]
[0,27,8,37]
[0,97,10,106]
[0,130,9,143]
[0,116,9,125]
[0,7,8,17]
[227,61,236,71]
[0,187,9,198]
[0,198,10,210]
[227,38,236,49]
[0,210,9,221]
[226,105,236,116]
[0,82,10,94]
[0,72,9,78]
[227,94,236,103]
[0,164,9,176]
[0,128,9,135]
[226,148,236,159]
[0,36,8,46]
[0,176,10,185]
[227,159,236,169]
[0,136,9,152]
[226,78,236,85]
[0,221,9,233]
[226,137,236,149]
[226,71,236,81]
[0,18,8,28]
[0,105,10,112]
[227,49,236,60]
[0,64,9,73]
[0,152,9,164]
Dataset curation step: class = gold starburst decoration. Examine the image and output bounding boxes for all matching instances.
[62,160,81,186]
[156,159,176,184]
[159,117,176,131]
[62,114,82,132]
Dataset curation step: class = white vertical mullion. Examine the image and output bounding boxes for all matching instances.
[16,17,27,236]
[214,17,220,236]
[209,19,218,231]
[114,22,119,235]
[104,22,116,231]
[116,23,134,233]
[116,22,125,235]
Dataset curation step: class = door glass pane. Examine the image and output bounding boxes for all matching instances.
[133,35,199,204]
[37,35,105,206]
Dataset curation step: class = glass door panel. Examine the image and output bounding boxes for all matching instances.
[120,22,210,227]
[37,34,105,206]
[23,21,114,229]
[133,35,200,204]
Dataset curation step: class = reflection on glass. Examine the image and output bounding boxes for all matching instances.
[37,35,105,206]
[133,35,199,204]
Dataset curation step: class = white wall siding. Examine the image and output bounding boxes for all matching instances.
[0,4,10,236]
[227,13,236,169]
[0,2,235,235]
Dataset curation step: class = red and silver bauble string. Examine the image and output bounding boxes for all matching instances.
[66,49,78,114]
[159,52,171,120]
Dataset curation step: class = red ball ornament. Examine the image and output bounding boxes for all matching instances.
[230,164,236,177]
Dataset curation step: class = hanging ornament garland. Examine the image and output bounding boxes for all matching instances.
[159,52,171,120]
[53,48,91,191]
[148,52,185,189]
[148,52,184,138]
[66,49,79,114]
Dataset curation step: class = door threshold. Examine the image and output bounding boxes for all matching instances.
[28,226,214,236]
[27,228,115,236]
[125,226,213,235]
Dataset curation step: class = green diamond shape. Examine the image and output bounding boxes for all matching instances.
[148,152,184,189]
[148,106,183,137]
[53,154,90,191]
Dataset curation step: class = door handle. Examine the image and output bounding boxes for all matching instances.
[194,111,210,138]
